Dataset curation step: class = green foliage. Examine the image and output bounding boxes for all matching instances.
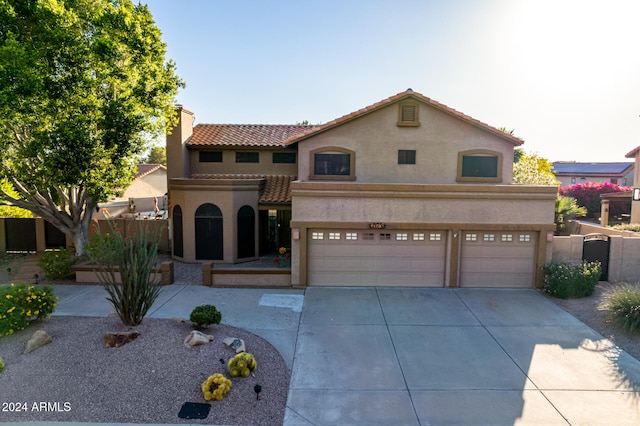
[37,248,77,280]
[87,219,163,326]
[0,0,184,255]
[599,283,640,333]
[513,151,559,185]
[227,352,257,378]
[0,284,57,337]
[543,261,602,299]
[0,180,31,218]
[189,304,222,328]
[555,195,587,235]
[611,223,640,232]
[0,356,4,372]
[559,182,631,218]
[143,146,166,166]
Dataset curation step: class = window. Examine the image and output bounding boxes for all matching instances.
[501,234,513,242]
[429,233,442,241]
[236,152,259,163]
[519,234,531,242]
[199,151,222,162]
[457,150,502,183]
[396,233,408,241]
[571,177,576,184]
[312,232,324,240]
[363,233,375,240]
[272,152,296,163]
[483,233,495,242]
[397,101,419,127]
[310,147,355,180]
[398,150,416,165]
[346,232,358,240]
[610,178,618,184]
[380,233,391,240]
[413,233,425,241]
[465,233,477,241]
[329,232,341,240]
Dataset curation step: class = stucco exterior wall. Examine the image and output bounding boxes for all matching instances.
[121,170,167,199]
[296,102,515,184]
[169,178,260,263]
[190,149,297,176]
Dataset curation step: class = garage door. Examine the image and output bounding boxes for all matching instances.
[460,231,536,287]
[308,230,446,286]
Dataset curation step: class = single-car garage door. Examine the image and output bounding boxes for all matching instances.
[308,230,446,286]
[460,231,536,287]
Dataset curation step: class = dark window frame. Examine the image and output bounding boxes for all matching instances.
[272,152,297,164]
[199,151,223,162]
[310,147,356,181]
[235,151,260,163]
[398,149,416,165]
[456,149,503,183]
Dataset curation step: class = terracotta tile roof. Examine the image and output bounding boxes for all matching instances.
[135,164,166,179]
[188,174,296,204]
[626,145,640,158]
[283,89,524,146]
[188,124,314,148]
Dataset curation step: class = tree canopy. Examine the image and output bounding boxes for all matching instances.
[0,0,184,254]
[143,145,166,166]
[512,149,559,185]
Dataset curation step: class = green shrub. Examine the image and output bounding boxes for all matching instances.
[37,248,76,280]
[610,223,640,232]
[190,304,222,328]
[87,220,163,326]
[0,356,4,372]
[543,261,602,299]
[0,284,57,337]
[599,283,640,333]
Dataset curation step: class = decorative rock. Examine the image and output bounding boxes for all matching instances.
[184,330,214,347]
[104,331,141,348]
[24,330,52,354]
[223,337,246,353]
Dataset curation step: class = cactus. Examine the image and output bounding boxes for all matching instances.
[227,352,257,378]
[201,373,232,401]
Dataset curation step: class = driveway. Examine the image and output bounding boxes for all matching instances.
[285,287,640,425]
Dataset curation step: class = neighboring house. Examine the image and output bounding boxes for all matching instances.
[552,161,634,187]
[166,89,557,288]
[626,146,640,223]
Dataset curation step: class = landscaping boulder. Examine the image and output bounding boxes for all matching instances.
[184,330,214,347]
[104,331,141,348]
[24,330,52,354]
[223,337,246,353]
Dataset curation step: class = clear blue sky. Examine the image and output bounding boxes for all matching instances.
[144,0,640,162]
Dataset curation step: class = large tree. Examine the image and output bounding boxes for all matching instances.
[0,0,184,255]
[512,149,559,186]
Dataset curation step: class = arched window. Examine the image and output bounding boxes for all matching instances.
[195,203,223,260]
[172,205,183,257]
[237,205,255,258]
[310,146,356,181]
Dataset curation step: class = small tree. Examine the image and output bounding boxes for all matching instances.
[144,146,167,166]
[513,151,559,185]
[559,182,631,218]
[555,195,587,235]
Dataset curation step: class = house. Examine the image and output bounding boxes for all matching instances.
[552,161,634,187]
[120,164,167,200]
[625,146,640,223]
[166,89,557,288]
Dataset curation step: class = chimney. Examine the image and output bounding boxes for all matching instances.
[166,106,194,181]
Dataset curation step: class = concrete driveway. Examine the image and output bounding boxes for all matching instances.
[285,287,640,425]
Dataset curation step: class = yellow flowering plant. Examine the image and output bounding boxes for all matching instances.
[0,284,57,337]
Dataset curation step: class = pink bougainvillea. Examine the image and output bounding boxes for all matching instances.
[559,182,631,218]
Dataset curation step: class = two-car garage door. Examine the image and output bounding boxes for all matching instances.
[307,229,537,287]
[308,230,446,286]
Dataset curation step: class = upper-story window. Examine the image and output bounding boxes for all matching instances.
[272,152,296,164]
[397,101,420,127]
[456,149,503,183]
[398,149,416,165]
[199,151,222,162]
[310,147,355,181]
[236,152,259,163]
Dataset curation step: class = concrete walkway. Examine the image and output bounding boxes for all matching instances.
[4,284,640,425]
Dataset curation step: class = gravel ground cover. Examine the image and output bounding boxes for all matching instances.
[0,316,289,425]
[544,281,640,361]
